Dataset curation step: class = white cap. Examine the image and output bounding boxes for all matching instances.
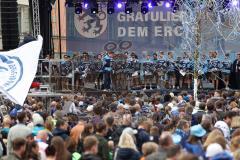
[156,103,163,109]
[123,105,129,110]
[168,103,174,108]
[86,105,94,112]
[170,92,174,97]
[206,143,223,157]
[214,121,230,139]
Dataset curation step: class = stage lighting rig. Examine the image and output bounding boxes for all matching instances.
[141,2,149,14]
[107,0,115,14]
[75,1,82,14]
[172,5,178,13]
[117,2,123,8]
[90,0,99,14]
[125,1,133,14]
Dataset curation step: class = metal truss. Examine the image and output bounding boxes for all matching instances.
[32,0,40,38]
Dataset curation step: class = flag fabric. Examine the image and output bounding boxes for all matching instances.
[0,35,43,105]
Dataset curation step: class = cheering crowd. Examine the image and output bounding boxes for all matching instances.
[0,90,239,160]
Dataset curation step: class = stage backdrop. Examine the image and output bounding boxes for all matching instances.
[66,2,240,59]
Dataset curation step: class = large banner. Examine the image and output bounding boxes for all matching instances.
[66,3,240,60]
[67,4,183,57]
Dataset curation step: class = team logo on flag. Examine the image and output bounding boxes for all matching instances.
[0,55,23,91]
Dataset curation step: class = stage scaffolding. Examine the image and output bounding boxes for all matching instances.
[35,59,76,93]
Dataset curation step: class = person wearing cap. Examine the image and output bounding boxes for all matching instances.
[7,112,32,155]
[183,124,206,159]
[31,113,45,136]
[214,121,231,140]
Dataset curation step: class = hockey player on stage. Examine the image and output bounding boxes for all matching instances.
[167,52,176,89]
[221,53,232,89]
[208,51,221,90]
[179,52,192,89]
[143,54,153,90]
[129,52,140,89]
[102,52,113,90]
[156,51,167,89]
[152,53,159,88]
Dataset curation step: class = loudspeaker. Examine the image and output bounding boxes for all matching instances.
[1,0,19,50]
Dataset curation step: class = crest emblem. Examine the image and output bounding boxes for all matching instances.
[0,55,23,91]
[74,10,107,38]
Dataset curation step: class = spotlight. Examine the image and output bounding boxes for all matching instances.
[91,1,98,14]
[75,2,82,14]
[232,0,238,6]
[83,3,88,9]
[148,2,153,8]
[83,0,88,9]
[141,2,149,14]
[65,0,74,7]
[117,3,123,8]
[125,2,132,14]
[107,1,115,14]
[165,2,171,8]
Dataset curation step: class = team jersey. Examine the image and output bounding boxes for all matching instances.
[209,58,221,71]
[222,59,232,73]
[167,58,176,72]
[156,59,167,71]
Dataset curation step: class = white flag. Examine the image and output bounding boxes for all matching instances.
[0,35,43,105]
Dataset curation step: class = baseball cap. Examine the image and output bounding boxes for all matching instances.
[190,124,206,137]
[86,105,94,112]
[214,121,230,139]
[206,143,224,158]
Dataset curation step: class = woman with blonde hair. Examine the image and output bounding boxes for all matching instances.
[231,136,240,152]
[114,132,140,160]
[231,116,240,134]
[233,149,240,160]
[203,129,227,150]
